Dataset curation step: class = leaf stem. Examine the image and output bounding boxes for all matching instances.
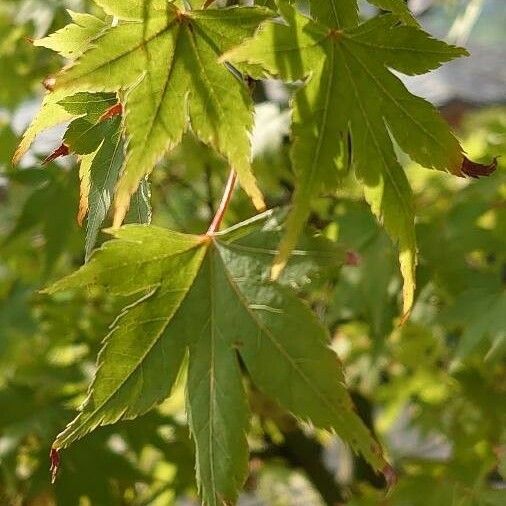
[206,170,237,235]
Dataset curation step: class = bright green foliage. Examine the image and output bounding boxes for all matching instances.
[45,212,387,505]
[45,228,205,442]
[225,1,467,314]
[51,1,272,226]
[4,1,503,504]
[33,11,107,58]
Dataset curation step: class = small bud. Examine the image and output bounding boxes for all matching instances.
[43,76,56,91]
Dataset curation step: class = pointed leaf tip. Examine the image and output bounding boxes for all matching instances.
[49,448,60,484]
[42,144,70,164]
[459,156,498,179]
[382,463,398,492]
[270,259,285,281]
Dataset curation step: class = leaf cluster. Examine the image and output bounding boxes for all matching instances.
[3,1,504,505]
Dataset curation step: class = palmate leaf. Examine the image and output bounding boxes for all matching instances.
[225,0,467,315]
[45,211,388,505]
[50,0,272,226]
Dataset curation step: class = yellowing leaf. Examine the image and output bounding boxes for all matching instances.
[34,11,107,58]
[13,12,108,164]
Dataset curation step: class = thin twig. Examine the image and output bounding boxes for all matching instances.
[206,170,237,235]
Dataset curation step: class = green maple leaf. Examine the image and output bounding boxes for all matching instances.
[224,1,467,315]
[45,211,388,505]
[49,0,272,226]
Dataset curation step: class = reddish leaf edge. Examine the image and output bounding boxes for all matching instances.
[42,143,70,165]
[49,447,60,484]
[459,156,498,179]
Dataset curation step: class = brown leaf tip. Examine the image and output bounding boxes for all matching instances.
[49,448,60,484]
[382,463,398,491]
[460,156,498,179]
[42,144,70,165]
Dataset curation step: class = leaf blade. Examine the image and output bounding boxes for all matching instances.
[50,228,208,449]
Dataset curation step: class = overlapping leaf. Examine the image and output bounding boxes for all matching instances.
[47,0,272,226]
[225,0,468,315]
[45,211,388,505]
[60,93,151,258]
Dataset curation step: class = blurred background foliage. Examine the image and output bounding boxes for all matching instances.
[0,0,505,505]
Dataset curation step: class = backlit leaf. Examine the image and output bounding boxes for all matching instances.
[225,1,467,315]
[51,2,272,225]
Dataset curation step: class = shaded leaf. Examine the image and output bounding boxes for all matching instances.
[60,93,151,258]
[368,0,418,26]
[45,212,387,505]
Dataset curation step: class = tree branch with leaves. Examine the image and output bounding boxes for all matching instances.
[13,1,497,504]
